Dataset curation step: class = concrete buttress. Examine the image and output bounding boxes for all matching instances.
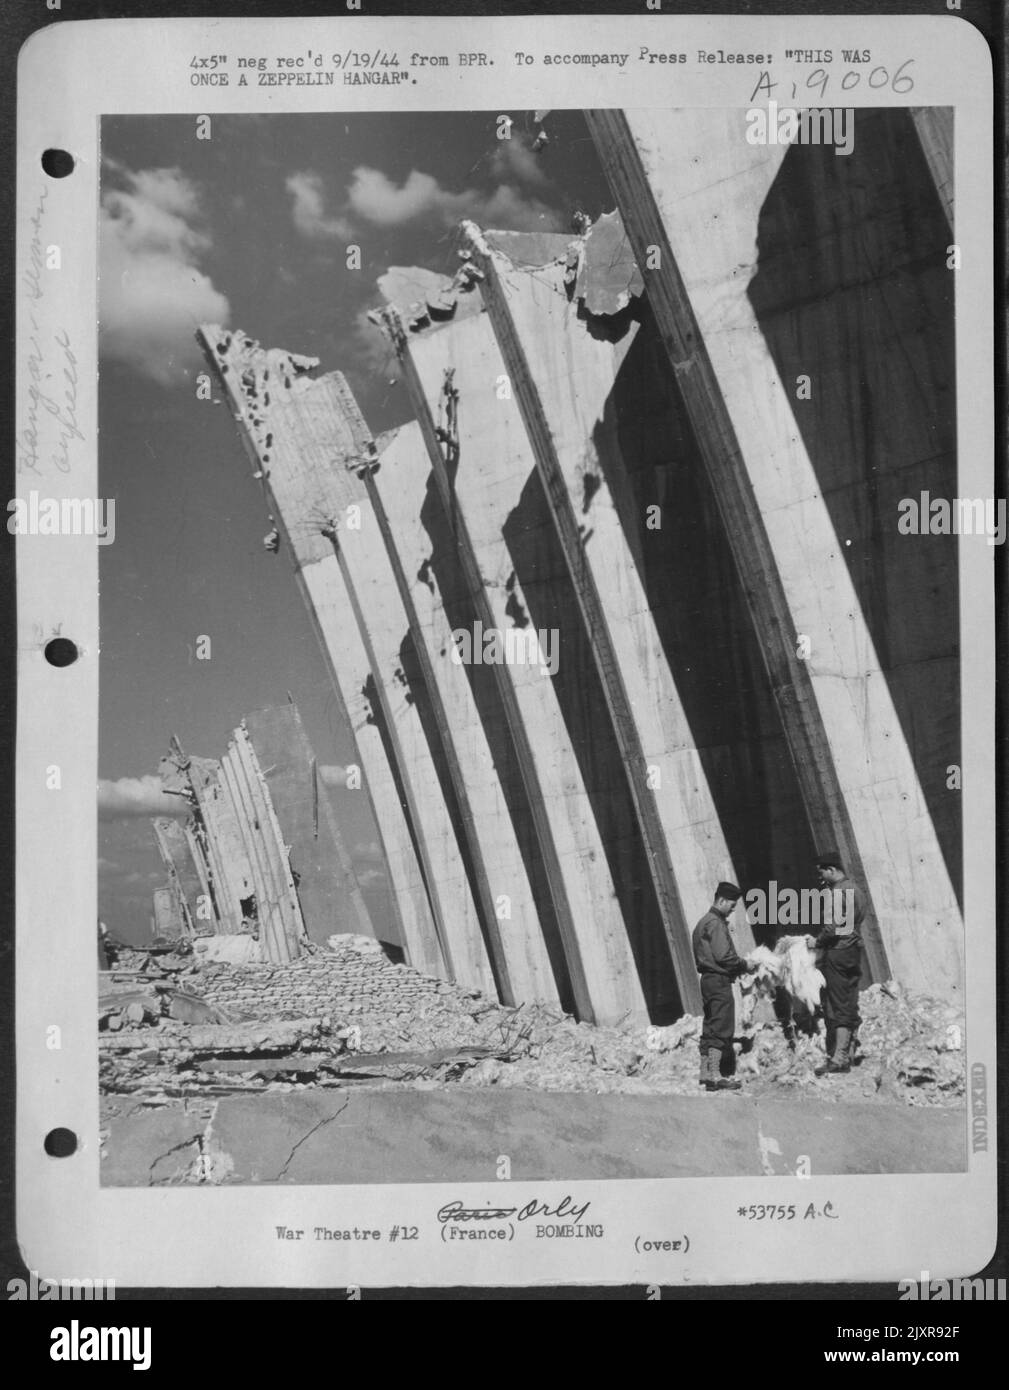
[586,108,963,998]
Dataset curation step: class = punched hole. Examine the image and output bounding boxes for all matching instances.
[44,1127,78,1158]
[44,638,79,668]
[41,149,75,179]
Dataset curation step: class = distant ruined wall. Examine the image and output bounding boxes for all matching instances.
[153,703,374,964]
[243,703,376,947]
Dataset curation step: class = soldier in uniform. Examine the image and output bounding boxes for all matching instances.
[692,882,754,1092]
[806,851,866,1074]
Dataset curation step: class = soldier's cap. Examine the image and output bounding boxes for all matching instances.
[715,881,742,901]
[815,851,844,871]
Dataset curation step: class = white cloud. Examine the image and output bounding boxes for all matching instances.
[346,163,561,232]
[98,775,188,821]
[488,137,551,190]
[100,162,230,386]
[347,168,446,226]
[286,137,561,246]
[286,171,354,241]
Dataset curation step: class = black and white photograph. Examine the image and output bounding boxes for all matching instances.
[94,104,969,1188]
[9,7,999,1305]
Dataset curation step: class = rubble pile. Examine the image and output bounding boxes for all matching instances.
[99,935,519,1099]
[100,1018,338,1096]
[462,982,964,1106]
[857,981,965,1097]
[98,933,964,1108]
[720,981,965,1106]
[187,935,506,1052]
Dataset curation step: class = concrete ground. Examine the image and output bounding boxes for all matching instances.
[101,1088,966,1186]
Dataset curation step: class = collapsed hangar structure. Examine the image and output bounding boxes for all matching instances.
[197,108,963,1026]
[149,701,374,961]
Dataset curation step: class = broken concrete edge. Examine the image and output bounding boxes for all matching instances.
[373,427,400,457]
[197,324,379,480]
[374,264,484,337]
[461,210,645,317]
[197,324,321,383]
[198,211,643,457]
[196,213,644,479]
[196,324,321,472]
[368,212,643,357]
[196,324,321,450]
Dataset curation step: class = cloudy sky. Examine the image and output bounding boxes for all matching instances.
[98,110,614,941]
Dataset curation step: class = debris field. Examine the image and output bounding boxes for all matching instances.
[100,933,965,1113]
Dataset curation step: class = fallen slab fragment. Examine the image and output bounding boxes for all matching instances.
[571,209,644,315]
[193,934,262,967]
[99,989,161,1015]
[194,1054,333,1077]
[100,1018,334,1056]
[167,992,230,1026]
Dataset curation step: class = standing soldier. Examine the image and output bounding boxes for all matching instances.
[692,882,754,1092]
[807,852,866,1074]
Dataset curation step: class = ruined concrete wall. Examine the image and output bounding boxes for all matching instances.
[295,554,436,969]
[197,327,473,985]
[586,108,962,998]
[386,302,652,1027]
[151,885,184,940]
[220,726,306,964]
[469,219,761,983]
[157,727,313,964]
[332,464,497,997]
[195,119,962,1013]
[243,703,376,947]
[152,817,204,933]
[164,754,255,935]
[745,109,960,903]
[367,426,566,1009]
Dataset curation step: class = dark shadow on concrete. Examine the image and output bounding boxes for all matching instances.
[591,302,819,939]
[503,468,683,1022]
[397,627,508,1001]
[420,476,576,1015]
[361,671,443,962]
[747,108,961,903]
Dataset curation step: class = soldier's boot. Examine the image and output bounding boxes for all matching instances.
[815,1023,837,1076]
[700,1045,717,1089]
[702,1049,722,1092]
[712,1049,742,1091]
[825,1027,853,1074]
[849,1027,862,1065]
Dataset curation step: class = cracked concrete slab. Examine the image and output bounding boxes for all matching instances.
[99,1107,209,1187]
[102,1090,965,1186]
